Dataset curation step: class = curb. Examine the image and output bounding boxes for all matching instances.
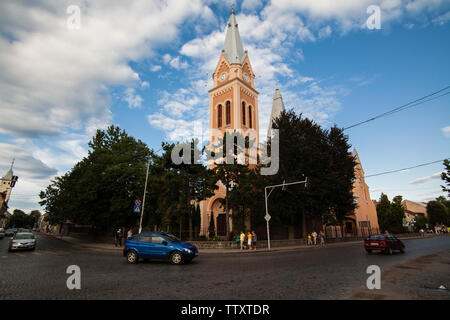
[40,232,440,255]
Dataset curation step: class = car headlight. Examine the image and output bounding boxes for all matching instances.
[183,248,192,253]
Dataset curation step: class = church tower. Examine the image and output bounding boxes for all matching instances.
[267,88,286,139]
[208,6,259,146]
[199,6,259,238]
[0,160,18,221]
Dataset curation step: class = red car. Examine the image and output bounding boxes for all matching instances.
[364,234,405,254]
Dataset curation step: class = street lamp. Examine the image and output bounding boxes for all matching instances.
[139,146,165,234]
[264,177,308,251]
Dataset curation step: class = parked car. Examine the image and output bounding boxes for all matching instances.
[5,228,16,237]
[123,232,198,265]
[364,234,405,254]
[0,228,5,239]
[9,232,36,252]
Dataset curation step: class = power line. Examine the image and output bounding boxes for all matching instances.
[365,159,448,178]
[344,85,450,130]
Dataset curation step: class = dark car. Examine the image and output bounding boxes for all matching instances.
[5,228,16,237]
[364,234,405,254]
[9,232,36,252]
[123,232,198,265]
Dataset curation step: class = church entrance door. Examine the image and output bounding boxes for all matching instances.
[216,214,227,236]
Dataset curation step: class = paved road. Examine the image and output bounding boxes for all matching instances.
[0,233,449,299]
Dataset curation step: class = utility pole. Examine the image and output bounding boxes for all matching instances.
[264,177,308,251]
[138,159,150,234]
[138,146,165,234]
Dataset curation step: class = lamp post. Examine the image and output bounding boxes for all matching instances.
[138,146,165,234]
[264,177,308,251]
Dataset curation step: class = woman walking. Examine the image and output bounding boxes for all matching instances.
[247,231,252,250]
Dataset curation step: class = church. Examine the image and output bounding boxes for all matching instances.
[197,7,379,239]
[0,160,18,227]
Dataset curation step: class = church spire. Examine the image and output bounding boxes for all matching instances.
[223,4,246,64]
[268,89,286,138]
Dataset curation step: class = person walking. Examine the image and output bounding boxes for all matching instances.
[240,231,245,251]
[319,230,325,246]
[247,231,252,250]
[251,231,257,251]
[115,228,123,247]
[127,228,133,239]
[307,233,312,245]
[312,231,318,245]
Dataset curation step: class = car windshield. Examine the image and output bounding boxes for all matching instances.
[162,233,180,242]
[14,233,34,240]
[368,235,385,240]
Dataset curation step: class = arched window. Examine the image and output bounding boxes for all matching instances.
[242,102,246,126]
[218,104,222,128]
[248,105,252,128]
[226,101,231,125]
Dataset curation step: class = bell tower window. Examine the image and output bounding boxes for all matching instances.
[242,102,246,126]
[218,104,222,128]
[226,101,231,125]
[248,105,252,128]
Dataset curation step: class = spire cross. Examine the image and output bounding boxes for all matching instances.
[231,2,235,15]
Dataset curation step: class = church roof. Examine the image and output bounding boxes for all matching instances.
[1,159,14,181]
[268,89,285,137]
[223,6,246,65]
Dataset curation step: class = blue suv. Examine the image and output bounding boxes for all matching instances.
[123,232,198,264]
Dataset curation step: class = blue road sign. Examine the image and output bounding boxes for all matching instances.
[134,199,142,213]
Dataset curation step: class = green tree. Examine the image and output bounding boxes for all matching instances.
[263,110,356,236]
[441,159,450,197]
[426,201,449,226]
[9,209,27,228]
[414,215,428,229]
[159,140,218,240]
[40,125,153,234]
[390,195,406,231]
[376,194,405,233]
[376,193,392,232]
[208,213,215,239]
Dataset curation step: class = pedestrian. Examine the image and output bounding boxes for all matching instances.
[127,228,133,239]
[252,231,257,251]
[319,230,325,246]
[312,230,318,245]
[307,233,312,245]
[115,228,123,247]
[247,231,252,250]
[240,231,245,251]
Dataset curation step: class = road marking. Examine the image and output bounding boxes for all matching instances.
[1,256,7,258]
[14,253,25,257]
[32,252,42,256]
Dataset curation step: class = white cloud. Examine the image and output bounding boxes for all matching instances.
[409,172,444,184]
[123,88,143,109]
[432,11,450,25]
[442,126,450,138]
[0,0,210,138]
[150,65,162,72]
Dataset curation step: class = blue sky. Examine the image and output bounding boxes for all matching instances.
[0,0,449,212]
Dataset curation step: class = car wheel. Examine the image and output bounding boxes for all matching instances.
[400,247,405,254]
[366,249,372,254]
[126,250,138,264]
[170,251,184,265]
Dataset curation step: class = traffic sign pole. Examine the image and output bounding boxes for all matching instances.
[139,160,150,234]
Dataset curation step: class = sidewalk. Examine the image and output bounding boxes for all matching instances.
[40,232,438,255]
